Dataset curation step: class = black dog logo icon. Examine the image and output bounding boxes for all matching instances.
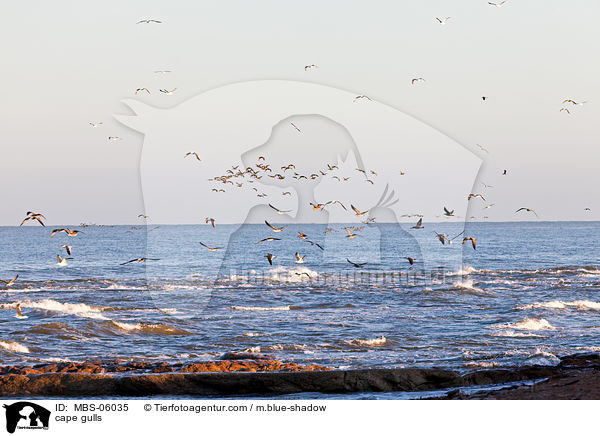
[3,402,50,433]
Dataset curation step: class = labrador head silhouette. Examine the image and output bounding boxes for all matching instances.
[115,80,481,315]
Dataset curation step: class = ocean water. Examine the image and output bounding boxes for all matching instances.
[1,221,599,371]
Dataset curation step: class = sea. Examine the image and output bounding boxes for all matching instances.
[1,221,599,393]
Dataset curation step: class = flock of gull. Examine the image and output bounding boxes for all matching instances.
[4,4,592,298]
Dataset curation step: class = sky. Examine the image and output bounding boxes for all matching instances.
[1,0,599,225]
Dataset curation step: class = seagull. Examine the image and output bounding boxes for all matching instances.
[468,194,486,201]
[265,220,287,232]
[411,218,424,229]
[205,217,216,228]
[562,99,587,106]
[108,136,122,141]
[481,182,494,188]
[185,152,201,161]
[60,245,72,256]
[120,258,160,265]
[159,88,177,95]
[435,232,449,245]
[351,204,368,216]
[436,17,451,25]
[257,237,281,243]
[353,95,371,102]
[89,122,103,128]
[347,258,366,268]
[14,303,27,319]
[20,212,46,226]
[305,240,324,250]
[298,232,308,239]
[482,96,488,101]
[584,208,592,212]
[154,70,172,74]
[51,228,81,238]
[199,241,222,251]
[290,122,301,132]
[56,254,73,266]
[304,64,317,71]
[404,257,416,265]
[137,19,162,24]
[443,207,455,217]
[488,1,507,7]
[265,253,275,265]
[310,202,330,211]
[462,237,476,250]
[0,275,18,287]
[502,169,508,175]
[411,78,425,85]
[559,108,571,114]
[344,227,357,238]
[515,207,539,217]
[269,204,291,215]
[294,253,306,264]
[135,88,150,94]
[483,204,495,210]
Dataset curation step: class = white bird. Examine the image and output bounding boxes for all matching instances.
[60,245,72,256]
[89,122,103,128]
[265,220,287,232]
[137,19,162,24]
[269,204,291,215]
[108,136,122,141]
[56,254,73,266]
[411,78,425,85]
[0,275,18,287]
[436,17,451,25]
[154,70,172,74]
[488,1,507,7]
[304,64,317,71]
[159,88,177,95]
[294,253,306,264]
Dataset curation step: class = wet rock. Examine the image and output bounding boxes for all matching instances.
[220,352,275,361]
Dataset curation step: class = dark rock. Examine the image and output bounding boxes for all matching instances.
[220,352,275,361]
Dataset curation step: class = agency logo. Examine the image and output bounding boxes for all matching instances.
[3,402,50,434]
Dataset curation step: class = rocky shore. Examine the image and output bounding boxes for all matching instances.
[1,352,599,398]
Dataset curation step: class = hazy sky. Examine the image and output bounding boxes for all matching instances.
[1,0,599,225]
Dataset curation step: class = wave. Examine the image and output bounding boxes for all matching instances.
[1,299,111,320]
[108,321,191,335]
[232,305,291,311]
[267,266,319,282]
[345,336,388,347]
[450,280,490,294]
[450,266,479,276]
[0,340,30,353]
[499,317,556,331]
[519,300,600,311]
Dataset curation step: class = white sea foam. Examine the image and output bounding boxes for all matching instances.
[346,336,387,347]
[451,266,478,276]
[244,346,261,353]
[111,321,190,335]
[491,330,543,338]
[2,299,110,320]
[451,280,489,294]
[0,340,30,353]
[500,317,556,331]
[519,300,600,311]
[267,266,319,282]
[232,305,291,311]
